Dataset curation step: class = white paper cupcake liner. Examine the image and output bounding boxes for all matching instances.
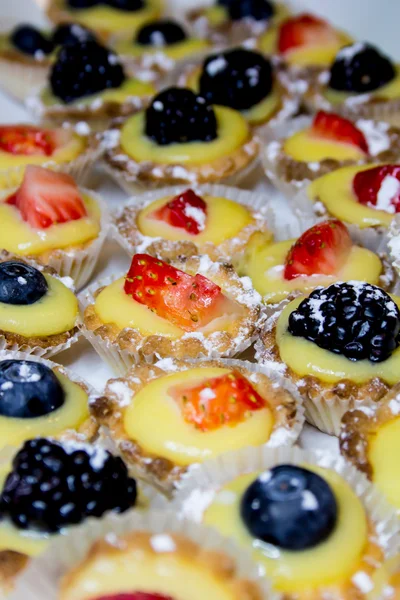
[0,56,49,103]
[0,327,80,361]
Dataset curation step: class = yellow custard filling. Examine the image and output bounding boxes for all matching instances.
[283,129,366,162]
[238,233,382,304]
[0,273,78,337]
[113,36,210,60]
[324,68,400,104]
[203,465,367,593]
[138,194,253,245]
[123,367,273,466]
[0,192,101,255]
[120,106,250,165]
[0,132,86,170]
[276,295,400,384]
[368,417,400,509]
[307,164,394,228]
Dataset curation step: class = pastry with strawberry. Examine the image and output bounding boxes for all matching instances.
[0,166,108,289]
[80,253,263,373]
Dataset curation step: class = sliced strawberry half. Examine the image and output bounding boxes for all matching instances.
[0,125,60,157]
[278,13,340,55]
[91,594,174,600]
[310,111,369,154]
[124,254,236,332]
[353,165,400,213]
[7,165,87,229]
[170,370,265,431]
[152,189,207,235]
[284,220,352,280]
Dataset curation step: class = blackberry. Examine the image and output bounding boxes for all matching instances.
[67,0,101,7]
[329,42,396,94]
[0,438,137,533]
[52,23,97,47]
[0,261,48,306]
[136,20,187,47]
[199,49,273,112]
[145,87,218,146]
[288,282,400,363]
[11,25,54,57]
[107,0,145,10]
[50,40,126,104]
[225,0,275,21]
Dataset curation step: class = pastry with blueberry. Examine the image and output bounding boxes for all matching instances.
[174,445,398,599]
[256,281,400,435]
[0,256,79,357]
[102,87,259,188]
[29,39,155,129]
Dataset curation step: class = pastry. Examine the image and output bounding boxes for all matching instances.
[173,445,399,600]
[112,185,272,262]
[256,281,400,434]
[102,86,259,190]
[80,253,264,373]
[237,219,389,305]
[0,254,79,357]
[92,357,303,493]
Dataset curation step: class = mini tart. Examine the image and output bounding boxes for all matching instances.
[102,106,259,190]
[92,357,304,494]
[256,292,400,436]
[80,255,264,374]
[261,116,400,198]
[112,185,272,262]
[0,253,79,358]
[172,445,399,600]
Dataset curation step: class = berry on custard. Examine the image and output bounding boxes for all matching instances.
[310,111,369,154]
[52,23,97,47]
[0,125,58,157]
[223,0,275,22]
[278,13,340,56]
[67,0,104,8]
[353,165,400,214]
[0,261,48,306]
[152,189,207,235]
[107,0,145,11]
[11,25,54,57]
[136,20,187,47]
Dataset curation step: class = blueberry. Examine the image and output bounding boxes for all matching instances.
[52,23,97,47]
[136,20,187,47]
[224,0,275,21]
[0,360,65,419]
[240,465,337,551]
[11,25,54,57]
[67,0,102,8]
[106,0,145,10]
[0,262,48,306]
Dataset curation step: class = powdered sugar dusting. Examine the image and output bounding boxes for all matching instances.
[375,175,400,214]
[155,357,179,371]
[150,534,176,553]
[356,119,390,155]
[184,205,206,231]
[62,439,109,471]
[206,56,228,77]
[301,490,319,511]
[351,571,374,594]
[336,42,368,63]
[107,380,133,407]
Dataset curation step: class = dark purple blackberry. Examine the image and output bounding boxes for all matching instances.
[199,49,273,112]
[145,87,218,146]
[52,23,97,47]
[136,20,187,47]
[67,0,101,8]
[106,0,145,10]
[288,282,400,363]
[50,40,126,104]
[11,25,54,57]
[0,438,137,533]
[223,0,275,21]
[329,42,396,94]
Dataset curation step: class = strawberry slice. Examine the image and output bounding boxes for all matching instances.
[152,189,207,235]
[353,165,400,214]
[310,111,369,154]
[92,594,174,600]
[170,370,265,431]
[7,165,87,229]
[284,220,352,280]
[278,13,340,55]
[124,254,236,332]
[0,125,58,157]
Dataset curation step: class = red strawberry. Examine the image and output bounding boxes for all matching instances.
[7,165,87,229]
[170,370,265,431]
[284,220,352,280]
[152,189,207,235]
[0,125,57,157]
[278,13,340,55]
[92,594,174,600]
[124,254,235,331]
[310,111,369,154]
[353,165,400,213]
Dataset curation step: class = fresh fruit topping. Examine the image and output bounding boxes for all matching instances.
[353,165,400,214]
[124,254,234,331]
[0,261,48,306]
[329,42,396,93]
[170,370,265,431]
[107,0,145,10]
[220,0,275,22]
[136,19,187,46]
[0,125,57,157]
[240,465,337,550]
[7,166,87,230]
[284,220,352,280]
[278,13,340,55]
[0,438,137,533]
[199,49,273,112]
[10,25,54,56]
[52,23,97,47]
[0,359,65,419]
[310,111,369,154]
[50,40,126,104]
[152,189,207,235]
[145,88,217,146]
[67,0,102,7]
[93,594,174,600]
[288,282,400,362]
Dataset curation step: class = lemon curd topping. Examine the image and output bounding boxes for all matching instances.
[283,128,366,162]
[203,465,368,593]
[307,164,395,228]
[42,78,155,107]
[368,417,400,509]
[0,192,101,256]
[120,106,250,165]
[0,132,86,170]
[276,295,400,384]
[113,35,210,60]
[0,273,78,338]
[138,194,253,245]
[324,67,400,104]
[123,367,273,466]
[238,233,382,304]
